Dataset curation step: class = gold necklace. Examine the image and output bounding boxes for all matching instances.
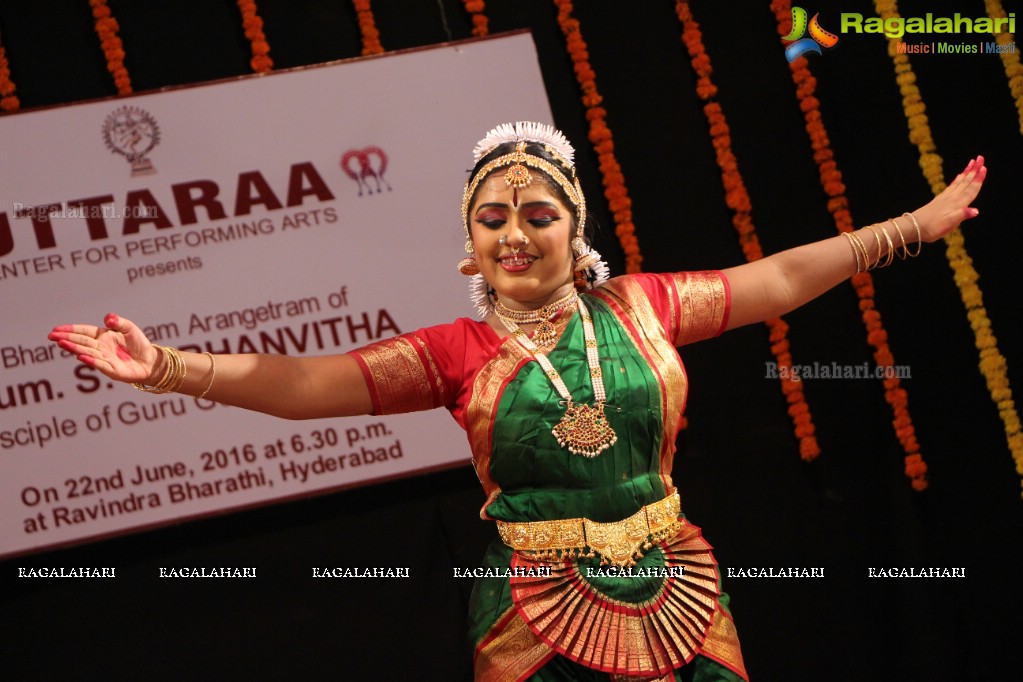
[499,298,617,457]
[495,291,578,351]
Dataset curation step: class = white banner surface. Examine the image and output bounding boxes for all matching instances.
[0,32,553,558]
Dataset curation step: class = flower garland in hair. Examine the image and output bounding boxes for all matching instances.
[985,0,1023,134]
[771,0,926,488]
[237,0,273,73]
[552,0,643,274]
[352,0,384,55]
[461,0,489,37]
[875,0,1023,496]
[676,1,819,460]
[89,0,132,94]
[0,35,19,113]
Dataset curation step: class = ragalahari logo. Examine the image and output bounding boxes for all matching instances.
[782,7,839,62]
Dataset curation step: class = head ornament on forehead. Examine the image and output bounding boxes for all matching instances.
[461,121,586,236]
[457,121,609,317]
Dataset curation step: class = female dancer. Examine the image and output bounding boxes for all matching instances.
[49,122,985,680]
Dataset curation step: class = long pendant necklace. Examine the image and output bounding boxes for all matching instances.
[499,297,618,457]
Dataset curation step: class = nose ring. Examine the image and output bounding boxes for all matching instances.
[499,234,529,250]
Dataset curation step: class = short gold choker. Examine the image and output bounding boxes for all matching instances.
[494,291,578,323]
[495,291,578,350]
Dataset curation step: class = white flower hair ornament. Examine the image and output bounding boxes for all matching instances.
[472,121,576,165]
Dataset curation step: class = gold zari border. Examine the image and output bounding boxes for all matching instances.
[474,608,553,682]
[509,518,723,675]
[665,272,728,346]
[351,336,437,414]
[699,608,749,680]
[594,279,688,491]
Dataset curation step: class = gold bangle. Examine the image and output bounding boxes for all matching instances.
[901,212,923,257]
[881,223,895,267]
[132,345,171,393]
[851,228,872,270]
[161,346,186,393]
[196,352,216,400]
[132,345,187,394]
[161,347,180,393]
[848,231,873,271]
[881,223,896,267]
[842,231,863,273]
[865,225,882,269]
[847,231,870,272]
[889,218,909,260]
[871,223,895,268]
[864,225,884,270]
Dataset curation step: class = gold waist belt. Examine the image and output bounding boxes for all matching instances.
[496,492,681,568]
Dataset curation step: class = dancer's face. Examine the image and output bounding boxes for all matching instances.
[468,173,576,310]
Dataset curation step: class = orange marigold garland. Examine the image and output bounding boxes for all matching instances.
[876,0,1023,496]
[352,0,384,56]
[771,0,926,488]
[552,0,642,274]
[89,0,132,94]
[237,0,273,73]
[676,0,819,460]
[0,34,20,113]
[461,0,490,37]
[985,0,1023,134]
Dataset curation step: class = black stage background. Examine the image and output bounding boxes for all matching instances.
[2,1,1022,679]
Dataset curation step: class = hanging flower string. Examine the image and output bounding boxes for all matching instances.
[352,0,384,55]
[89,0,132,94]
[461,0,490,37]
[770,0,926,488]
[985,0,1023,134]
[237,0,273,73]
[676,0,819,460]
[552,0,643,274]
[875,0,1023,497]
[0,34,19,113]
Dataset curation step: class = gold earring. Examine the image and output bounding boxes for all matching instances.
[457,238,479,276]
[572,236,596,270]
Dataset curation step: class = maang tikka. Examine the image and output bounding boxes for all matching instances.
[458,122,609,317]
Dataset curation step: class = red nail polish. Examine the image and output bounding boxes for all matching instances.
[104,313,119,328]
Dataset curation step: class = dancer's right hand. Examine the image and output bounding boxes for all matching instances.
[48,313,161,385]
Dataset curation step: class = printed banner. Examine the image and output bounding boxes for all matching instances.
[0,32,553,558]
